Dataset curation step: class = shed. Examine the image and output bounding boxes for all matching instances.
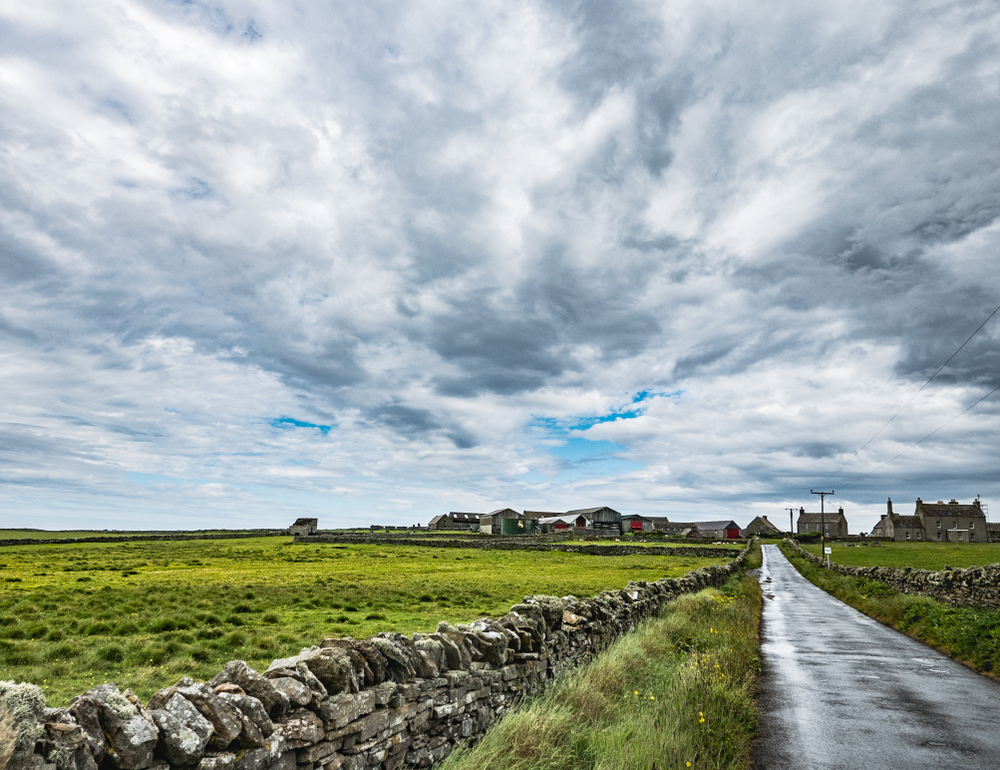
[479,508,521,535]
[289,518,318,536]
[538,516,574,534]
[621,514,653,532]
[567,506,622,535]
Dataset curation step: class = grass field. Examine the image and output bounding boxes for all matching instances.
[0,536,728,706]
[441,550,762,770]
[801,541,1000,570]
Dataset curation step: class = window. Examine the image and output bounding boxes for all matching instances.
[958,533,964,541]
[937,520,941,528]
[937,532,943,541]
[916,531,922,540]
[905,532,911,540]
[971,533,976,542]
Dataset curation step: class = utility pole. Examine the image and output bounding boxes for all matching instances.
[786,508,796,536]
[811,490,834,565]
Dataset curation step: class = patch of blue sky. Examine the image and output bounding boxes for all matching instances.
[545,438,642,481]
[267,416,333,434]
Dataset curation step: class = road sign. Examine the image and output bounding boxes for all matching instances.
[824,547,832,554]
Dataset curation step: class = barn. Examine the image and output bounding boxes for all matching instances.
[694,520,742,540]
[567,506,623,536]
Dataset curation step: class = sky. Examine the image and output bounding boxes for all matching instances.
[2,0,999,534]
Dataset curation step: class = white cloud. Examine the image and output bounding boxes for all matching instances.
[1,0,999,530]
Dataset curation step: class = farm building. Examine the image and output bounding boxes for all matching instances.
[656,521,698,536]
[797,507,849,538]
[478,508,521,535]
[537,516,575,534]
[693,520,742,540]
[989,522,1000,542]
[427,512,482,531]
[567,506,622,535]
[871,497,988,542]
[289,518,318,536]
[745,515,783,537]
[621,514,654,532]
[648,516,672,531]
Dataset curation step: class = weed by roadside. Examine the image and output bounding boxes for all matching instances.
[440,566,762,770]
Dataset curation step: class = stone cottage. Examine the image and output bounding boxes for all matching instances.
[871,497,988,542]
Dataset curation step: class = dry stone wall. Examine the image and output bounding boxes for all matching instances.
[296,533,740,559]
[784,539,1000,608]
[1,545,751,770]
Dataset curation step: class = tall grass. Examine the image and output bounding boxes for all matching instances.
[440,566,762,770]
[780,544,1000,676]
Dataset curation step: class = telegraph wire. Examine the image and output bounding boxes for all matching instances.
[817,300,1000,485]
[838,381,1000,491]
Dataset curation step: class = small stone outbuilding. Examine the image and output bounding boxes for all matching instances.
[289,518,318,536]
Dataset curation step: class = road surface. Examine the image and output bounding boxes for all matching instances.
[753,544,1000,769]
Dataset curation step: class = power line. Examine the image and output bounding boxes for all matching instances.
[839,382,1000,490]
[818,300,1000,485]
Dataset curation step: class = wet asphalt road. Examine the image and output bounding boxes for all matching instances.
[753,544,1000,769]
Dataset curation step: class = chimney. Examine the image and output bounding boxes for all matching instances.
[974,498,982,510]
[887,497,893,515]
[949,499,958,505]
[763,515,768,521]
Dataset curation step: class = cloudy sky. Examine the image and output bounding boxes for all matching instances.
[2,0,999,533]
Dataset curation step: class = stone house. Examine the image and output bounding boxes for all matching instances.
[289,518,318,536]
[744,515,783,537]
[872,498,988,542]
[797,507,849,538]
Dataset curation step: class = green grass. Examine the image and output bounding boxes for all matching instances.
[781,544,1000,677]
[801,541,1000,570]
[440,552,762,770]
[0,536,728,706]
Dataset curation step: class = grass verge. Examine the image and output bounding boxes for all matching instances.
[440,551,763,770]
[779,543,1000,675]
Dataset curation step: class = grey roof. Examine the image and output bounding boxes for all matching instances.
[538,516,574,526]
[566,506,622,516]
[621,514,651,521]
[798,512,846,524]
[917,501,985,517]
[486,508,520,517]
[450,512,483,522]
[292,517,317,526]
[695,520,740,530]
[892,515,922,527]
